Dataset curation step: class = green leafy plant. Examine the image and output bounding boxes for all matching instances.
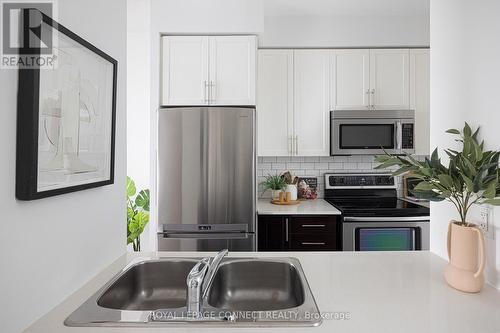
[127,176,150,251]
[260,174,288,192]
[375,123,500,226]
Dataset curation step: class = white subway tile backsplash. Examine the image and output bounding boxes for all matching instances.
[343,164,357,171]
[259,163,272,170]
[334,156,349,162]
[276,156,290,162]
[304,170,320,176]
[286,162,301,169]
[301,162,315,170]
[261,156,276,163]
[314,162,329,169]
[303,156,320,162]
[272,163,286,170]
[357,162,372,170]
[257,155,428,198]
[328,162,343,169]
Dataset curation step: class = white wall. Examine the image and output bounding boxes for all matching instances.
[261,14,430,47]
[127,0,151,251]
[0,0,127,332]
[430,0,500,289]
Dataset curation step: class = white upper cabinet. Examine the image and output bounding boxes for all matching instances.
[161,36,209,106]
[330,49,370,110]
[209,36,256,105]
[293,50,330,156]
[257,50,293,156]
[369,49,410,110]
[161,35,256,106]
[410,49,430,155]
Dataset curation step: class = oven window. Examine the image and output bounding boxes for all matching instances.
[355,228,416,251]
[339,124,394,149]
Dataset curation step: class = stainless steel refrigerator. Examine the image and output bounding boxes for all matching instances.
[157,107,256,251]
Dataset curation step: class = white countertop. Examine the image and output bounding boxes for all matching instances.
[257,199,341,215]
[24,251,500,333]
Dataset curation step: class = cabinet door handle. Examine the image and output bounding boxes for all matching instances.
[294,135,299,155]
[204,80,208,104]
[301,242,326,246]
[209,81,215,104]
[285,218,289,242]
[288,136,293,156]
[301,224,326,228]
[370,88,375,109]
[365,89,370,109]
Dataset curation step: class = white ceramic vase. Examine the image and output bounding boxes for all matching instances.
[285,184,298,201]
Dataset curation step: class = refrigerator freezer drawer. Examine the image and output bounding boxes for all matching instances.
[160,232,249,239]
[157,233,255,251]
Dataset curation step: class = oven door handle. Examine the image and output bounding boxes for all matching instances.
[344,216,430,222]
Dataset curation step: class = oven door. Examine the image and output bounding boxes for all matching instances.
[342,217,430,251]
[331,118,399,155]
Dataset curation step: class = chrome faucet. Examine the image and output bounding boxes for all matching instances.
[186,249,228,314]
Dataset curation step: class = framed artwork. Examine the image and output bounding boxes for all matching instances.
[16,9,117,200]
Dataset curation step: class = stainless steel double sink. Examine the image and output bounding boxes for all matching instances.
[65,257,322,327]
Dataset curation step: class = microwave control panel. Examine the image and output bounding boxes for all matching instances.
[402,123,414,149]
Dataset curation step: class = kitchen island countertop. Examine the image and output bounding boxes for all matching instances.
[24,251,500,333]
[257,198,341,215]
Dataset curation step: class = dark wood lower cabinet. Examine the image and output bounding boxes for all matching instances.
[258,215,341,251]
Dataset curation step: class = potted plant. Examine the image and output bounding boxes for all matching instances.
[127,176,150,252]
[375,123,500,292]
[260,174,287,200]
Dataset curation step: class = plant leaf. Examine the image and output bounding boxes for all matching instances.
[135,189,150,211]
[446,128,460,134]
[437,174,454,189]
[464,122,472,137]
[414,181,434,191]
[483,198,500,205]
[127,176,136,197]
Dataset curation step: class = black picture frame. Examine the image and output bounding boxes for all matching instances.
[16,9,117,200]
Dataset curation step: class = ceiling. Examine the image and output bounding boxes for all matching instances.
[264,0,430,17]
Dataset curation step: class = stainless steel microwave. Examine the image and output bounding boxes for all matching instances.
[330,110,415,155]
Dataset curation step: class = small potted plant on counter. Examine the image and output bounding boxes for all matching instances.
[260,174,287,200]
[375,123,500,293]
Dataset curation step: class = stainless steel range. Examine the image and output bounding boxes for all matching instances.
[324,173,430,251]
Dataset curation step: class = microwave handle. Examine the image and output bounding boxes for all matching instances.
[395,121,402,150]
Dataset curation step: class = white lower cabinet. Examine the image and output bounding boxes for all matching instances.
[257,49,330,156]
[410,49,430,155]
